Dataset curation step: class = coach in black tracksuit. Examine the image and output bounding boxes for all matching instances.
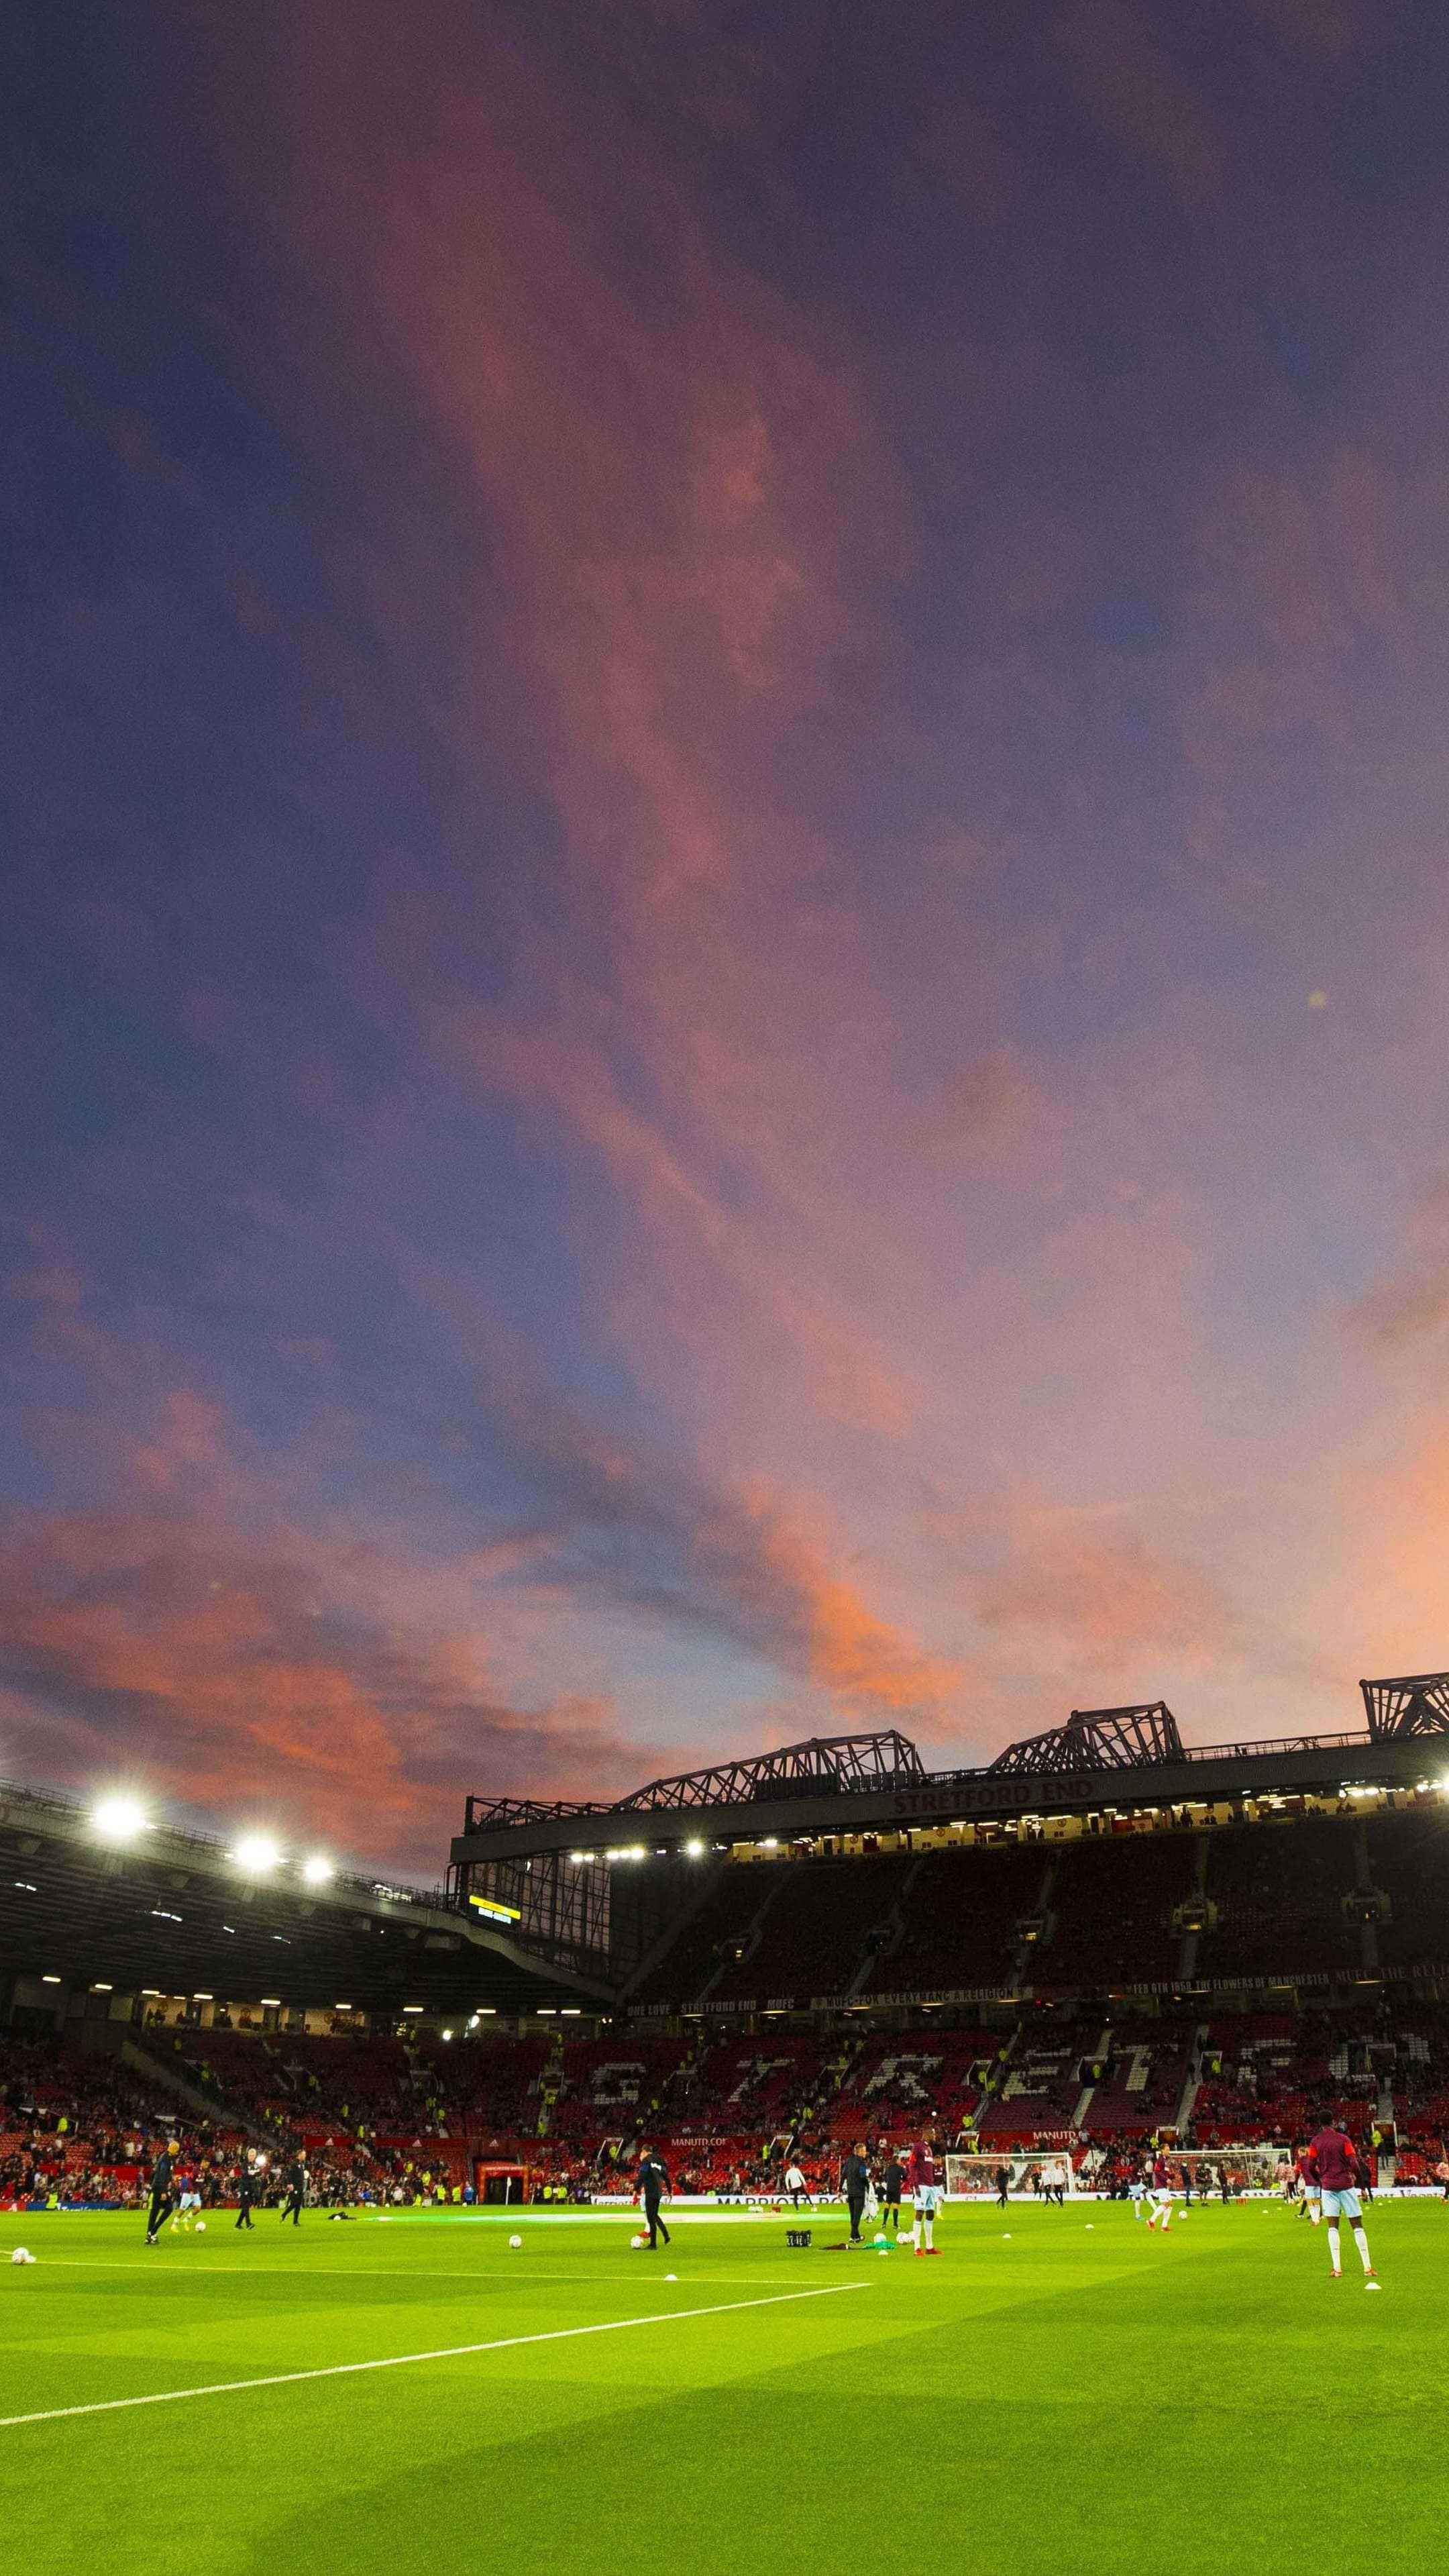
[639,2148,671,2248]
[842,2143,871,2244]
[235,2154,258,2230]
[280,2152,306,2226]
[146,2142,176,2245]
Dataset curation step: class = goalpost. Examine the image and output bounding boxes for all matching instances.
[945,2149,1078,2199]
[946,2143,1290,2198]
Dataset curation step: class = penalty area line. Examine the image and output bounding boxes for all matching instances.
[0,2282,871,2432]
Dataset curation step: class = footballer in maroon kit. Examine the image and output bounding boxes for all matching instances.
[1304,2125,1379,2288]
[906,2139,941,2255]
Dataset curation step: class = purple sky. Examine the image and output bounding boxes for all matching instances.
[5,0,1449,1875]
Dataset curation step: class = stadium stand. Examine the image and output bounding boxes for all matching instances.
[628,1865,775,2005]
[1366,1808,1449,1971]
[706,1856,908,2004]
[1038,1835,1197,1988]
[861,1843,1046,1995]
[1197,1818,1361,1979]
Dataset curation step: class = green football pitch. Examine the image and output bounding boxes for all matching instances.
[1,2198,1442,2575]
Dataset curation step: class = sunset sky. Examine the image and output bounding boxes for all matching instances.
[5,1,1449,1875]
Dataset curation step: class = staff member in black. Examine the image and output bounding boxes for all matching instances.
[842,2141,870,2243]
[235,2151,258,2230]
[994,2162,1011,2210]
[880,2153,904,2235]
[280,2150,307,2226]
[145,2140,177,2245]
[638,2146,671,2248]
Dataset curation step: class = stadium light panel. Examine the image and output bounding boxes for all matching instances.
[91,1794,148,1844]
[402,2004,423,2012]
[90,1983,112,1994]
[301,1854,333,1886]
[260,1996,282,2007]
[193,1992,213,2002]
[41,1975,61,1986]
[684,1839,705,1857]
[334,2003,352,2012]
[561,2006,580,2016]
[232,1833,281,1875]
[537,2007,556,2015]
[476,2006,496,2016]
[760,1837,779,1849]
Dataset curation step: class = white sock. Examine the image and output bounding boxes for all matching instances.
[1354,2226,1372,2274]
[1309,2206,1320,2226]
[1328,2224,1341,2275]
[923,2215,934,2248]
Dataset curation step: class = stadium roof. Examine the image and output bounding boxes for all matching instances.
[453,1678,1449,1871]
[0,1779,613,2015]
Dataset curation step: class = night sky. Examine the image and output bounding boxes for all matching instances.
[5,1,1449,1877]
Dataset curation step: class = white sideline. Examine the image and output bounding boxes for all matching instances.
[0,2282,871,2431]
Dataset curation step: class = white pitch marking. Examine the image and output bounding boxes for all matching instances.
[0,2282,871,2431]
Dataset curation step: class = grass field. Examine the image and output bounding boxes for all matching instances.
[1,2196,1442,2575]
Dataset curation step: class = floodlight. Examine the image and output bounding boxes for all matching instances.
[41,1975,61,1986]
[301,1854,333,1886]
[402,2003,423,2013]
[441,2028,454,2041]
[91,1794,148,1844]
[232,1833,281,1875]
[684,1839,705,1857]
[260,1997,282,2007]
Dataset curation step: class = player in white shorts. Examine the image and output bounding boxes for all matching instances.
[906,2139,942,2254]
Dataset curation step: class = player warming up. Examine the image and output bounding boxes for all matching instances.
[1304,2122,1379,2289]
[906,2136,942,2256]
[1144,2153,1175,2232]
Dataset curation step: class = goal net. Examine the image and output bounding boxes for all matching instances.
[945,2150,1077,2199]
[947,2143,1290,2199]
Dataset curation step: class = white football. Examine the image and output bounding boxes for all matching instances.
[665,2272,678,2281]
[508,2233,523,2248]
[11,2247,34,2265]
[630,2233,645,2248]
[195,2222,206,2233]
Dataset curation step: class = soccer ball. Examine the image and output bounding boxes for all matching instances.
[196,2222,206,2234]
[11,2247,35,2265]
[664,2272,678,2281]
[508,2233,523,2248]
[872,2232,889,2248]
[630,2233,646,2248]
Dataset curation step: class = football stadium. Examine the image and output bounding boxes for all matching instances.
[13,7,1449,2574]
[5,1678,1449,2572]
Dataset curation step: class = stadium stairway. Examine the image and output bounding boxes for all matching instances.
[1172,2026,1210,2135]
[1013,1853,1057,1990]
[621,1857,730,2004]
[844,1849,928,1999]
[80,2024,275,2146]
[535,2031,566,2138]
[691,1869,786,2008]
